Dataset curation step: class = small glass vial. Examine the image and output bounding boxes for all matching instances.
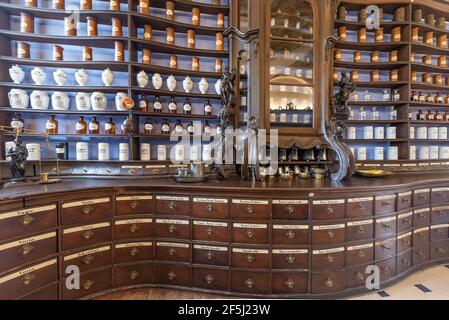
[390,107,398,120]
[76,116,88,134]
[418,92,426,102]
[203,120,211,135]
[46,115,58,134]
[11,114,25,133]
[105,118,115,134]
[183,98,192,115]
[364,90,371,101]
[352,92,359,102]
[168,97,177,114]
[192,7,201,25]
[437,111,444,121]
[174,120,184,134]
[204,99,213,116]
[383,89,391,101]
[138,95,148,112]
[144,118,154,134]
[411,91,419,101]
[166,1,175,21]
[187,121,195,136]
[372,107,379,120]
[359,107,367,120]
[393,90,401,101]
[161,119,170,134]
[89,116,100,135]
[427,111,436,121]
[153,96,163,113]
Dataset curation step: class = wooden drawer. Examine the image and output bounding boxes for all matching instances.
[62,268,111,300]
[430,224,449,241]
[375,238,396,261]
[432,187,449,205]
[346,219,374,242]
[113,263,153,288]
[414,189,430,206]
[311,270,345,294]
[155,219,190,240]
[413,243,430,266]
[312,247,345,270]
[311,199,345,220]
[115,195,154,216]
[312,223,345,245]
[193,244,229,266]
[397,231,412,253]
[231,247,269,269]
[155,242,190,263]
[432,206,449,224]
[397,211,413,233]
[347,197,374,218]
[0,205,57,242]
[0,258,58,300]
[272,248,309,270]
[61,197,111,225]
[346,242,374,266]
[20,283,58,300]
[193,220,229,243]
[414,208,430,228]
[272,224,309,245]
[374,195,396,215]
[192,267,228,291]
[272,272,308,294]
[345,264,369,288]
[62,222,110,251]
[376,257,396,282]
[230,199,269,221]
[0,231,57,272]
[192,198,229,220]
[231,271,269,295]
[397,192,412,211]
[114,242,153,264]
[397,250,412,275]
[272,200,308,220]
[155,195,190,216]
[413,227,429,246]
[431,240,449,260]
[114,218,153,241]
[63,245,111,274]
[375,215,397,238]
[231,223,269,245]
[154,263,191,287]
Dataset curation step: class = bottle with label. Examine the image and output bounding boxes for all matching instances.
[437,111,444,121]
[187,121,195,136]
[427,110,436,121]
[204,99,213,116]
[56,142,68,160]
[445,112,449,121]
[418,92,426,102]
[359,107,367,120]
[411,90,418,101]
[390,107,397,120]
[372,107,379,120]
[168,97,177,114]
[216,124,223,136]
[183,98,192,115]
[393,89,401,101]
[161,119,170,134]
[349,107,354,120]
[436,93,444,104]
[174,119,184,134]
[139,95,149,112]
[76,116,88,134]
[105,117,116,134]
[144,118,154,134]
[203,120,211,134]
[89,116,100,134]
[382,89,390,101]
[364,90,371,101]
[409,112,413,120]
[417,110,426,121]
[153,96,163,113]
[10,114,24,133]
[46,115,58,134]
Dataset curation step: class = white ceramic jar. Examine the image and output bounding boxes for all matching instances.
[8,89,29,109]
[374,127,384,140]
[31,67,46,85]
[157,145,167,161]
[417,127,428,140]
[101,68,115,86]
[76,142,89,161]
[75,69,89,86]
[202,144,212,162]
[9,65,25,84]
[51,92,69,110]
[387,147,399,160]
[419,146,430,160]
[152,73,163,89]
[76,92,91,110]
[439,146,449,159]
[115,92,128,111]
[410,127,415,139]
[91,92,107,111]
[98,143,110,161]
[386,127,397,139]
[410,146,417,160]
[439,127,448,140]
[190,145,199,162]
[199,77,209,94]
[30,91,50,110]
[182,76,193,93]
[26,143,41,161]
[167,75,177,91]
[357,147,367,161]
[374,147,384,161]
[363,126,374,139]
[430,146,440,160]
[140,143,151,161]
[214,79,222,95]
[53,68,68,86]
[137,70,149,88]
[173,144,185,162]
[119,143,129,161]
[428,127,439,140]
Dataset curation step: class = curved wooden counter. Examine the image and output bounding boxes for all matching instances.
[0,173,448,299]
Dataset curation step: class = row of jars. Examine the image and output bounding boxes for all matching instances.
[346,126,397,140]
[337,6,407,22]
[350,147,399,161]
[349,106,398,121]
[410,127,449,140]
[410,146,449,160]
[338,69,400,83]
[338,26,403,43]
[412,109,449,121]
[350,90,401,102]
[411,91,449,104]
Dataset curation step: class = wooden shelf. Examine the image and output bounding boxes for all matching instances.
[335,80,408,89]
[148,0,230,15]
[335,40,408,51]
[411,82,449,91]
[411,22,448,36]
[0,108,129,116]
[131,62,221,78]
[347,120,408,124]
[411,62,449,74]
[334,61,408,71]
[412,42,449,55]
[410,101,449,108]
[0,82,128,93]
[334,20,409,32]
[345,139,408,143]
[348,100,409,106]
[410,120,449,125]
[133,112,218,120]
[3,133,131,139]
[131,87,221,99]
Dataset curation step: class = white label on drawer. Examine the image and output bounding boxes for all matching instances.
[313,247,344,255]
[365,164,381,167]
[348,197,373,203]
[397,232,412,240]
[156,219,189,225]
[115,219,152,225]
[193,198,228,204]
[232,199,269,205]
[62,198,109,208]
[232,248,269,254]
[433,187,449,192]
[433,206,449,211]
[431,163,442,166]
[312,224,345,230]
[419,163,430,167]
[272,200,308,205]
[146,165,166,169]
[398,211,413,219]
[156,196,189,201]
[273,224,309,230]
[193,221,228,227]
[233,223,268,229]
[312,199,344,205]
[64,246,110,261]
[0,259,57,284]
[431,224,449,229]
[415,208,430,214]
[347,219,373,227]
[375,239,395,246]
[376,195,396,201]
[63,222,110,234]
[399,192,412,197]
[115,242,153,249]
[272,249,308,254]
[384,164,401,167]
[116,196,153,201]
[193,245,228,252]
[376,216,396,223]
[402,164,417,167]
[156,242,189,248]
[121,166,143,169]
[415,189,430,194]
[0,204,56,221]
[414,227,429,234]
[346,243,373,251]
[0,232,56,252]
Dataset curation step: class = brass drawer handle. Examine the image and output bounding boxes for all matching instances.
[206,227,214,236]
[168,271,177,280]
[416,251,425,257]
[130,201,139,209]
[381,266,390,275]
[403,219,411,225]
[129,271,139,280]
[245,230,255,239]
[207,251,215,260]
[355,272,364,281]
[285,205,295,214]
[324,278,334,288]
[82,255,95,265]
[325,254,335,263]
[357,250,366,258]
[437,247,446,254]
[130,224,139,233]
[82,205,93,214]
[128,169,136,175]
[401,238,411,245]
[168,248,177,256]
[381,223,391,230]
[83,280,94,290]
[20,214,35,226]
[382,201,391,207]
[401,259,410,266]
[82,230,95,240]
[246,206,254,214]
[22,274,35,286]
[326,206,335,215]
[358,203,366,210]
[286,230,296,239]
[246,254,255,263]
[245,278,254,289]
[286,255,296,264]
[327,230,335,239]
[205,274,214,285]
[285,278,295,289]
[168,224,177,233]
[401,198,410,203]
[417,194,427,200]
[129,247,140,256]
[382,244,392,251]
[207,204,213,212]
[19,244,34,256]
[356,226,366,234]
[168,202,177,210]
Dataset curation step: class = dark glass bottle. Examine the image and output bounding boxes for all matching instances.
[153,96,163,113]
[105,117,116,135]
[89,116,100,134]
[76,116,88,134]
[144,118,154,134]
[161,119,170,134]
[203,120,211,134]
[10,114,24,133]
[139,95,149,112]
[174,119,184,134]
[187,121,195,136]
[183,98,192,115]
[46,115,58,134]
[168,96,177,114]
[204,99,212,116]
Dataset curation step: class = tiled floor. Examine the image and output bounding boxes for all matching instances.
[95,264,449,300]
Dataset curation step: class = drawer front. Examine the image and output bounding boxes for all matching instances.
[230,199,270,221]
[397,192,412,211]
[397,211,413,233]
[346,243,374,266]
[113,263,153,288]
[376,257,397,282]
[397,232,412,253]
[346,219,374,242]
[231,247,269,269]
[231,271,269,295]
[114,242,153,264]
[272,249,309,270]
[272,200,308,220]
[414,189,430,206]
[193,221,229,243]
[375,238,396,261]
[311,270,345,294]
[192,198,229,220]
[192,245,229,266]
[0,258,58,300]
[20,283,58,300]
[432,187,449,205]
[312,224,345,245]
[272,272,308,294]
[375,215,397,238]
[0,231,57,272]
[413,244,430,266]
[62,222,111,251]
[61,197,111,225]
[0,205,57,242]
[397,250,412,275]
[63,245,111,274]
[431,240,449,260]
[154,263,191,287]
[414,208,430,228]
[114,218,153,241]
[311,199,345,220]
[345,264,370,288]
[374,195,396,215]
[155,219,190,240]
[232,223,269,245]
[155,242,190,263]
[430,225,449,241]
[62,268,111,300]
[272,224,309,245]
[115,195,154,216]
[312,247,345,270]
[432,206,449,224]
[346,197,374,218]
[192,267,228,291]
[413,227,429,246]
[155,196,190,216]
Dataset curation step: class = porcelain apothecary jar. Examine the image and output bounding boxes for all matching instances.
[8,89,29,109]
[137,70,149,88]
[182,76,193,93]
[31,67,46,85]
[152,73,163,89]
[199,77,209,94]
[167,75,177,91]
[30,90,50,110]
[53,68,68,86]
[91,92,107,111]
[51,91,70,110]
[115,92,128,111]
[75,92,91,111]
[101,68,115,86]
[214,79,222,94]
[75,69,89,86]
[9,65,25,84]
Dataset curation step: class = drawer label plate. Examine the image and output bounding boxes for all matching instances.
[313,224,345,230]
[155,219,189,225]
[313,247,344,255]
[0,259,57,284]
[156,242,189,248]
[193,198,228,204]
[233,223,268,229]
[272,249,308,254]
[347,219,373,227]
[272,200,308,205]
[115,219,152,225]
[63,222,110,234]
[62,198,110,209]
[348,197,373,203]
[156,196,189,202]
[232,248,269,254]
[193,221,228,227]
[312,200,344,205]
[116,196,153,201]
[273,224,309,230]
[64,246,110,261]
[347,243,373,251]
[193,245,228,252]
[232,199,269,205]
[115,242,153,249]
[0,205,56,221]
[0,232,56,252]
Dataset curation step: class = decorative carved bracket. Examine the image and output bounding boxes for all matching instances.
[224,27,260,57]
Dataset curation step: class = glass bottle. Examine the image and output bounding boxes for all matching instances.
[445,112,449,121]
[11,114,24,133]
[364,90,371,101]
[204,99,213,116]
[427,110,436,121]
[187,121,195,136]
[349,107,354,120]
[359,107,367,120]
[139,95,149,112]
[418,92,426,102]
[393,89,401,101]
[382,89,390,101]
[390,107,397,120]
[153,96,163,113]
[89,116,100,134]
[168,97,177,114]
[372,107,379,120]
[411,90,418,101]
[161,119,170,134]
[417,110,426,121]
[174,119,184,134]
[183,98,192,115]
[216,124,223,136]
[76,116,88,134]
[436,111,444,121]
[105,117,115,134]
[45,115,58,134]
[203,120,211,134]
[144,118,154,134]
